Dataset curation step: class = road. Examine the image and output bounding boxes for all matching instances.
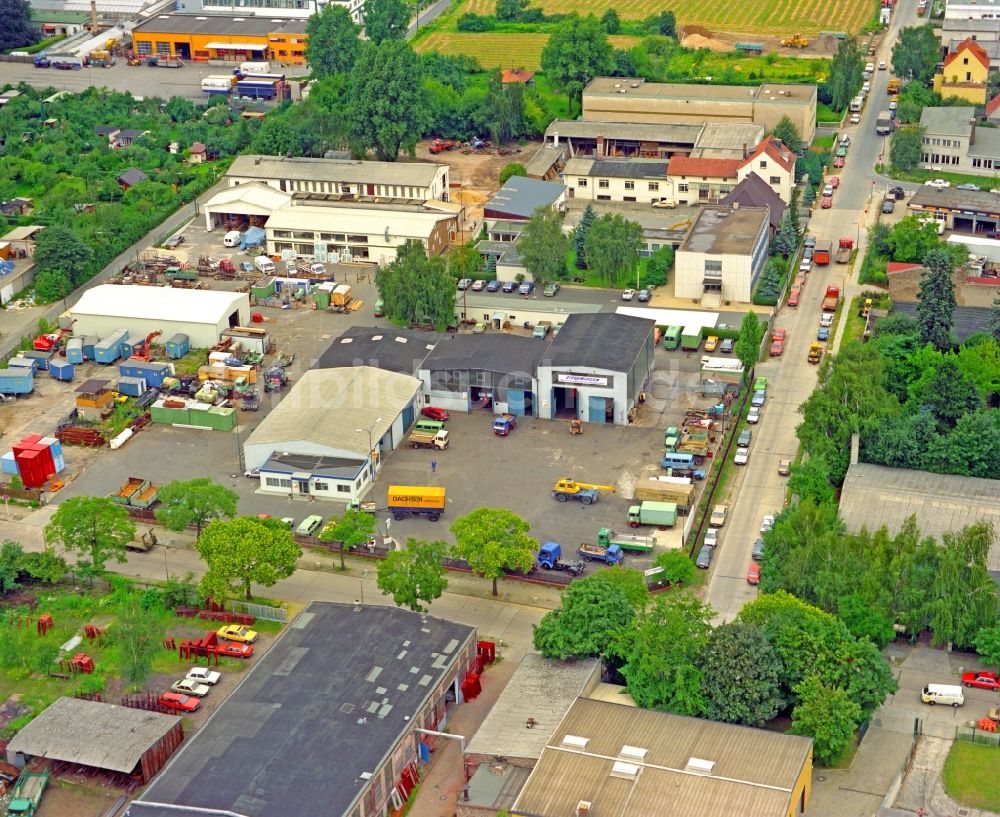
[705,1,917,623]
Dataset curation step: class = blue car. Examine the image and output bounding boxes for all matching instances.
[502,281,517,293]
[519,282,534,295]
[817,327,830,341]
[486,280,501,292]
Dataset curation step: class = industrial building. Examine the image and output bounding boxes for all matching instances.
[581,77,817,144]
[918,107,1000,177]
[674,205,771,305]
[315,326,441,375]
[226,155,451,203]
[6,697,183,784]
[175,0,364,23]
[482,177,566,221]
[69,286,250,348]
[907,186,1000,234]
[129,14,308,63]
[511,698,813,817]
[126,603,478,817]
[241,366,422,502]
[202,182,292,231]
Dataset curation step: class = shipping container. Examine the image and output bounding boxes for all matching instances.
[220,328,269,356]
[117,376,147,397]
[49,361,75,381]
[66,337,84,364]
[1,451,18,475]
[15,449,46,489]
[82,336,99,360]
[94,330,127,364]
[29,443,55,477]
[39,436,63,459]
[250,277,275,301]
[8,356,38,373]
[120,361,173,387]
[165,333,190,359]
[22,349,54,370]
[0,370,34,394]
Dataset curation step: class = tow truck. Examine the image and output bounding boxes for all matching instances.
[552,478,616,505]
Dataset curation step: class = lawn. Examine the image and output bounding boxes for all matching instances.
[415,32,639,70]
[453,0,872,34]
[817,102,844,124]
[562,249,651,288]
[889,166,1000,191]
[942,741,1000,813]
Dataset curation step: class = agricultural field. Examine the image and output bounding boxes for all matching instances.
[454,0,872,35]
[415,32,640,69]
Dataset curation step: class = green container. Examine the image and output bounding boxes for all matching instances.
[313,289,331,309]
[251,277,275,301]
[207,406,236,431]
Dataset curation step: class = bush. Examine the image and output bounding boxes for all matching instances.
[456,13,495,31]
[499,162,527,184]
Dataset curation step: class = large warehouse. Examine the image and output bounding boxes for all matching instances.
[242,366,422,502]
[70,286,250,348]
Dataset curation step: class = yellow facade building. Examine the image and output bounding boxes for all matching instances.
[130,15,307,65]
[934,38,990,105]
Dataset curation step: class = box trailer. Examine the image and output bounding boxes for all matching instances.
[0,370,34,395]
[387,485,446,521]
[201,75,235,94]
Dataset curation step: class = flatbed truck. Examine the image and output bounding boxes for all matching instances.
[597,527,657,552]
[7,769,49,817]
[577,541,624,565]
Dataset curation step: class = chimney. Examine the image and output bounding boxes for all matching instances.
[970,117,977,146]
[597,135,605,160]
[733,201,740,210]
[576,802,592,817]
[742,143,748,160]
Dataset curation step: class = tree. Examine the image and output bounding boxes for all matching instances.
[499,162,527,184]
[306,4,361,78]
[890,125,924,172]
[913,357,981,430]
[447,242,484,280]
[734,311,764,382]
[892,25,940,84]
[772,116,802,155]
[197,517,301,601]
[362,0,409,43]
[974,622,1000,671]
[117,596,164,688]
[541,15,613,115]
[652,549,697,586]
[791,676,861,766]
[375,241,456,328]
[613,592,713,714]
[0,540,24,594]
[700,622,783,726]
[574,204,596,269]
[318,509,377,570]
[376,538,448,611]
[450,508,536,596]
[32,224,94,297]
[534,575,635,659]
[487,73,526,146]
[347,41,427,161]
[584,213,643,286]
[0,0,40,50]
[788,456,836,505]
[888,216,940,263]
[518,206,567,285]
[927,522,998,647]
[643,245,673,286]
[155,478,238,540]
[988,295,1000,344]
[601,8,621,33]
[584,567,649,610]
[646,10,676,37]
[917,248,957,351]
[496,0,528,20]
[44,497,135,578]
[828,37,863,111]
[772,209,799,257]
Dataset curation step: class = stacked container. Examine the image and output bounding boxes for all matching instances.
[165,333,190,359]
[39,437,65,473]
[49,360,74,382]
[66,337,85,365]
[1,451,18,475]
[12,434,55,489]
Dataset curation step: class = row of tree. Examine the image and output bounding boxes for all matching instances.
[533,574,896,765]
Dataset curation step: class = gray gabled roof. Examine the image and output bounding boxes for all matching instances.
[546,313,654,370]
[485,177,565,219]
[721,173,786,230]
[421,333,547,376]
[315,326,440,375]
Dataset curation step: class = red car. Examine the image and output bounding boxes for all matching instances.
[159,692,200,712]
[833,156,845,168]
[216,642,254,659]
[420,406,449,422]
[962,671,1000,690]
[829,176,840,188]
[747,564,761,585]
[770,338,785,356]
[821,196,833,209]
[788,287,801,307]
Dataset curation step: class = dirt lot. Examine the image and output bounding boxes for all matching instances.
[680,25,840,57]
[413,138,531,194]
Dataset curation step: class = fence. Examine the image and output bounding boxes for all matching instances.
[956,724,1000,747]
[230,600,287,623]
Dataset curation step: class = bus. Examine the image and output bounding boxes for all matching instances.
[662,326,683,350]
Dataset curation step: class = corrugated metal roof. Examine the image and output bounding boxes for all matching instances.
[264,204,452,237]
[7,697,179,773]
[71,285,248,325]
[512,699,811,817]
[204,181,292,213]
[228,154,443,188]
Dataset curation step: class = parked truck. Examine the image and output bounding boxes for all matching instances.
[493,414,517,436]
[408,429,449,450]
[536,542,585,575]
[887,78,901,94]
[876,111,894,135]
[201,75,235,95]
[680,330,702,351]
[387,485,445,521]
[552,478,616,505]
[813,240,833,265]
[6,769,49,817]
[597,526,658,552]
[577,541,624,565]
[633,480,694,511]
[835,238,853,263]
[822,284,841,312]
[808,342,823,364]
[626,501,678,529]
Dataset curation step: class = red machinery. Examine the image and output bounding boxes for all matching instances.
[130,331,162,362]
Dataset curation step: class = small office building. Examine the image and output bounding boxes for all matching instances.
[130,15,308,63]
[908,186,1000,234]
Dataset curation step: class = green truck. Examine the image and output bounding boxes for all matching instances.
[626,501,678,528]
[597,526,657,553]
[7,769,49,817]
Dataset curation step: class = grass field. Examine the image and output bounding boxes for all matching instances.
[415,32,640,70]
[454,0,873,35]
[942,741,1000,813]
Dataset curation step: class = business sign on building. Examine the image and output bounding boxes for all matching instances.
[556,372,610,388]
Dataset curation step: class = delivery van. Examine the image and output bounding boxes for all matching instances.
[223,230,242,247]
[414,419,445,434]
[254,255,275,274]
[920,684,964,707]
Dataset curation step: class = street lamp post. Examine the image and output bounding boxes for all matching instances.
[356,417,383,480]
[360,569,368,605]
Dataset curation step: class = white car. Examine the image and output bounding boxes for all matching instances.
[760,514,775,534]
[925,179,951,188]
[243,468,260,479]
[850,113,861,124]
[704,528,719,547]
[471,279,486,291]
[822,184,834,197]
[171,678,211,698]
[734,449,749,465]
[865,62,875,73]
[186,667,221,685]
[456,278,472,290]
[878,61,887,70]
[621,289,635,301]
[820,313,834,328]
[862,81,871,94]
[889,100,898,111]
[747,406,761,424]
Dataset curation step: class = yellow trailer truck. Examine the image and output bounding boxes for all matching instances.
[387,485,446,521]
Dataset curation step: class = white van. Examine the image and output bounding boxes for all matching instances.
[254,255,275,274]
[223,230,242,247]
[920,684,964,707]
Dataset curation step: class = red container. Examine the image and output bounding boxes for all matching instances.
[12,433,43,459]
[16,449,46,488]
[28,443,55,478]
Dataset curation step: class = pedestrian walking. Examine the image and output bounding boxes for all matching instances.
[431,459,437,473]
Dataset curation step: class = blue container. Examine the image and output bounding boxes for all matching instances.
[53,452,65,473]
[1,451,18,476]
[120,361,172,387]
[165,333,190,360]
[82,335,99,360]
[95,330,127,364]
[0,370,33,394]
[119,334,145,359]
[117,376,147,397]
[22,350,53,370]
[66,337,84,365]
[8,356,38,374]
[49,361,74,382]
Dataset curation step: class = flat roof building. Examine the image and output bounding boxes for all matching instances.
[484,177,566,221]
[126,603,477,817]
[316,326,441,375]
[918,107,1000,178]
[130,14,309,63]
[511,698,813,817]
[908,186,1000,234]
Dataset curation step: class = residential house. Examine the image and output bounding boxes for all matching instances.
[721,174,787,232]
[564,158,671,204]
[986,95,1000,123]
[918,106,1000,176]
[501,69,534,85]
[188,142,209,163]
[117,168,149,191]
[666,156,741,206]
[934,38,990,105]
[113,129,148,149]
[947,37,1000,70]
[0,198,34,216]
[736,136,796,204]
